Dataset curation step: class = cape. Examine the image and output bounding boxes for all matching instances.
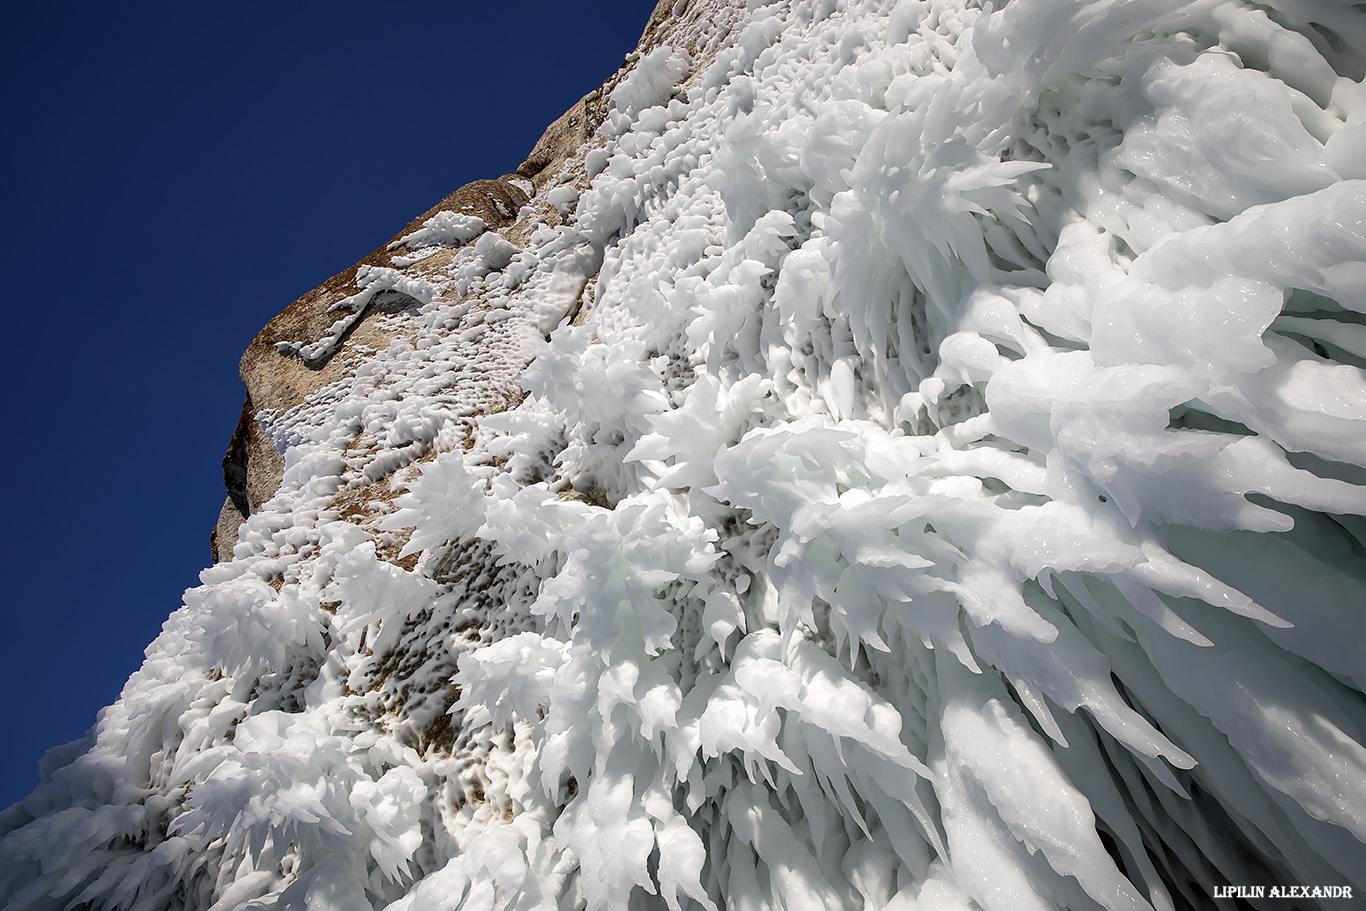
[5,1,1366,909]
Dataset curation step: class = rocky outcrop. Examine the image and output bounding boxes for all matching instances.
[211,175,534,561]
[207,0,699,565]
[208,2,701,564]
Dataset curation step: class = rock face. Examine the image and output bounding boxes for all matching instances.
[7,1,1366,910]
[211,174,535,563]
[209,0,687,565]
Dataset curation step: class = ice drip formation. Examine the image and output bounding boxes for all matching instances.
[5,1,1366,909]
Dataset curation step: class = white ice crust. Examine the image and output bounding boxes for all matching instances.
[5,1,1366,910]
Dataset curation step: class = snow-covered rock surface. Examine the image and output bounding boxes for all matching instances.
[5,1,1366,908]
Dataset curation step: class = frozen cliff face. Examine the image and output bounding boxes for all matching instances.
[5,0,1366,909]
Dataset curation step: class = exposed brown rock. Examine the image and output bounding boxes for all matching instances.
[212,176,534,559]
[210,496,247,564]
[517,92,608,192]
[238,176,530,416]
[211,0,693,560]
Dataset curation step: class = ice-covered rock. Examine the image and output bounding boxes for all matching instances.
[7,0,1366,909]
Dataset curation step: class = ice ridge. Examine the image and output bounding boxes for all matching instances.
[4,1,1366,909]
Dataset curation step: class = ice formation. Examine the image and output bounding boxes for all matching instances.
[5,0,1366,909]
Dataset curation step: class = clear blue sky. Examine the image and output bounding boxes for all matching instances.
[0,1,655,810]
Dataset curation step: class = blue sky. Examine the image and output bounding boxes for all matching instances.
[0,1,655,810]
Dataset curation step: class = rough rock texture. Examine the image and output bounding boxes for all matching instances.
[212,174,533,561]
[211,0,686,563]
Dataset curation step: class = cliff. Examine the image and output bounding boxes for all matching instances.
[211,1,687,565]
[6,1,1366,909]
